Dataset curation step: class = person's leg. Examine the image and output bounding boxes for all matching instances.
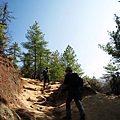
[47,76,50,84]
[44,77,46,88]
[74,99,86,120]
[66,99,72,118]
[63,93,72,119]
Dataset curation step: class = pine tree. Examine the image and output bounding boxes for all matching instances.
[21,21,50,79]
[103,62,119,74]
[0,23,6,52]
[21,52,34,78]
[61,45,84,76]
[49,50,64,81]
[7,42,21,69]
[0,2,14,53]
[98,14,120,63]
[98,14,120,75]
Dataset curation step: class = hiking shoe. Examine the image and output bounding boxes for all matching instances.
[80,115,85,120]
[63,116,72,120]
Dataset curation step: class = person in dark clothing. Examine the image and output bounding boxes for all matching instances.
[43,67,50,89]
[63,67,86,120]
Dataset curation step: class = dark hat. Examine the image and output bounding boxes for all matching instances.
[65,67,72,72]
[46,67,48,69]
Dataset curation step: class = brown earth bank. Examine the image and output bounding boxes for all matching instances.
[0,54,120,120]
[0,54,23,108]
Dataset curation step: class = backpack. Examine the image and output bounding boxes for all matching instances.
[43,70,47,76]
[70,73,83,88]
[79,76,83,88]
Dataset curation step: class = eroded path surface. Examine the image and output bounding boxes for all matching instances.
[19,78,61,119]
[54,93,120,120]
[19,78,120,120]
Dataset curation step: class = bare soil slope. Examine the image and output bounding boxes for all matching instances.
[18,78,120,120]
[54,93,120,120]
[0,54,120,120]
[0,54,22,107]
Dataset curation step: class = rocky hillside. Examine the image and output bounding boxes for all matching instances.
[0,54,120,120]
[0,54,22,108]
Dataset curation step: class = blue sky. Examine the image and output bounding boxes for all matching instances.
[1,0,120,78]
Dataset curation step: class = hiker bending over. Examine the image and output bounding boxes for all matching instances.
[43,67,49,89]
[63,67,86,120]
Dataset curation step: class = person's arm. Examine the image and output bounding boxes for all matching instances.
[63,74,69,85]
[63,74,70,91]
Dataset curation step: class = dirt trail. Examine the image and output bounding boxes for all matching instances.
[18,78,61,119]
[54,93,120,120]
[19,78,120,120]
